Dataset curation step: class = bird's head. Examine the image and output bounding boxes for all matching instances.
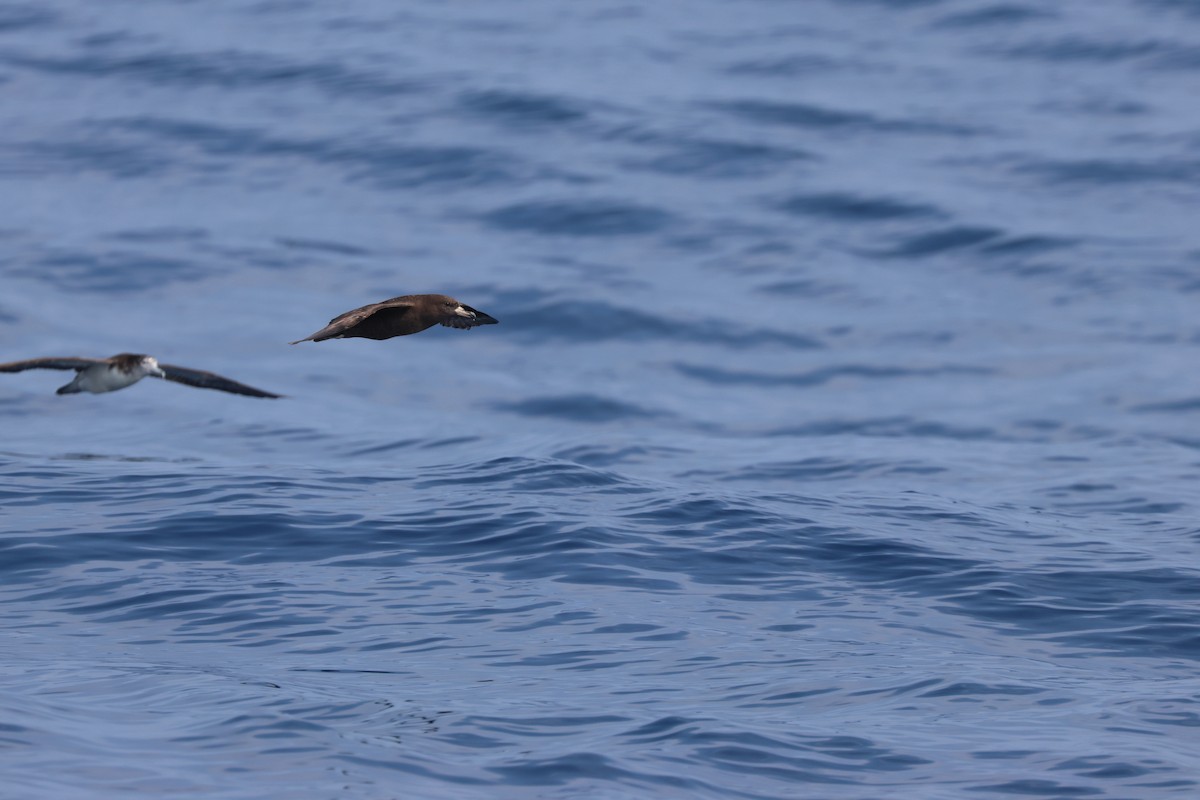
[113,353,165,378]
[437,296,498,327]
[439,296,476,321]
[143,356,166,379]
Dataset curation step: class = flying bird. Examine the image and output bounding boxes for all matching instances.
[0,354,282,398]
[290,294,498,344]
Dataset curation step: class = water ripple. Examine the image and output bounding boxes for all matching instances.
[710,99,976,136]
[482,199,674,236]
[627,138,812,179]
[674,362,992,388]
[2,48,422,97]
[775,192,943,222]
[931,5,1054,28]
[1015,157,1200,186]
[493,394,669,423]
[458,89,589,127]
[501,298,823,348]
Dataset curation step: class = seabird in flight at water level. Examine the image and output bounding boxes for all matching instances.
[0,354,282,398]
[290,294,498,344]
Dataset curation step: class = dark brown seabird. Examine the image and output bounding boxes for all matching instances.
[0,354,281,398]
[290,293,498,344]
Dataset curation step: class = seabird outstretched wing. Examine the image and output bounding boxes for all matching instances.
[157,364,282,398]
[289,299,416,343]
[0,357,103,372]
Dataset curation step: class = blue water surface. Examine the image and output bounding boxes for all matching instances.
[3,1,1200,798]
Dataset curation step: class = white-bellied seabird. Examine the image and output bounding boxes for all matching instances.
[0,354,281,398]
[290,294,498,344]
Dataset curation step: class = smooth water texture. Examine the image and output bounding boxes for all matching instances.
[3,1,1200,798]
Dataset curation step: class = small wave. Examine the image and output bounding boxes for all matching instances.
[341,435,482,458]
[13,248,211,292]
[411,456,635,492]
[710,99,974,135]
[1015,157,1200,186]
[931,5,1055,28]
[105,226,210,244]
[755,277,862,300]
[552,443,688,468]
[457,89,589,126]
[493,394,668,423]
[0,138,170,180]
[0,4,57,33]
[1147,0,1200,18]
[499,297,822,348]
[617,717,924,785]
[626,138,812,179]
[1,48,421,97]
[724,54,843,77]
[774,191,942,222]
[1130,397,1200,414]
[680,457,946,482]
[674,362,992,388]
[874,225,1005,257]
[275,237,372,257]
[482,199,674,236]
[1000,37,1167,63]
[978,234,1076,256]
[765,417,1000,441]
[107,116,522,189]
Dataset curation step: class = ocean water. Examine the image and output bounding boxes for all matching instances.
[2,1,1200,797]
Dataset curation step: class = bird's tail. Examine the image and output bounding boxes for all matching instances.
[289,331,335,345]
